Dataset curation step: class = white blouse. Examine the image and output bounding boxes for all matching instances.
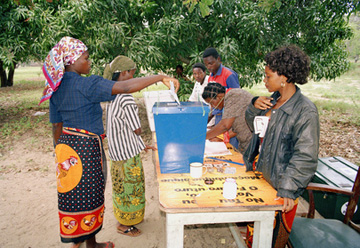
[188,75,209,104]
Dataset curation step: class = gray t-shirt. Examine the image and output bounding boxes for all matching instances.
[223,88,253,153]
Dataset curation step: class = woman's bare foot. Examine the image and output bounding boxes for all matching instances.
[70,243,81,248]
[85,236,114,248]
[93,242,114,248]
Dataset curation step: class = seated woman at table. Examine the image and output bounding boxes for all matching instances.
[243,45,319,248]
[202,82,253,154]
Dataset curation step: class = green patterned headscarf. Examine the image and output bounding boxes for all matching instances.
[103,55,137,80]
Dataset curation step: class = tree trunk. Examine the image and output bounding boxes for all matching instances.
[178,55,190,65]
[0,60,8,88]
[7,63,16,87]
[0,60,16,87]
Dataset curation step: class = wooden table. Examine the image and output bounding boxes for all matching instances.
[152,133,283,248]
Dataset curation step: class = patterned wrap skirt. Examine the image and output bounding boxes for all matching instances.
[111,154,145,226]
[55,128,106,243]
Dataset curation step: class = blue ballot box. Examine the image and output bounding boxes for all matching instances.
[153,101,210,174]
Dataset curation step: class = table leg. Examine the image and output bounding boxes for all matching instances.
[252,212,274,248]
[166,213,185,248]
[229,223,247,248]
[164,211,275,248]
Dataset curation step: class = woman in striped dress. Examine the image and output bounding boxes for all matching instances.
[104,56,155,237]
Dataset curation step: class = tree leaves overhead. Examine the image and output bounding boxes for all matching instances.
[1,0,359,88]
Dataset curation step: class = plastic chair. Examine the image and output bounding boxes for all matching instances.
[288,167,360,248]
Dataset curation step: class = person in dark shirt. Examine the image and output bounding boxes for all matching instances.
[41,36,179,248]
[243,45,319,248]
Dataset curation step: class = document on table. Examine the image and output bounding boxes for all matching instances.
[204,140,232,156]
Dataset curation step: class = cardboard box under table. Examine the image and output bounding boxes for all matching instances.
[302,156,360,223]
[153,101,210,174]
[151,133,283,248]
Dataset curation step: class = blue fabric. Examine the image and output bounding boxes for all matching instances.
[225,70,240,89]
[229,136,239,149]
[50,71,116,135]
[210,64,240,89]
[213,109,223,120]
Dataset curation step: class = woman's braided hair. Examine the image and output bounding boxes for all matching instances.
[202,82,226,100]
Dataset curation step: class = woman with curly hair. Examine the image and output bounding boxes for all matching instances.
[243,45,320,248]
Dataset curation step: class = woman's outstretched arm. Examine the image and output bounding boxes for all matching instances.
[112,75,179,95]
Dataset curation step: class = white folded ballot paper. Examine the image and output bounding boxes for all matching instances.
[204,140,232,156]
[169,81,180,105]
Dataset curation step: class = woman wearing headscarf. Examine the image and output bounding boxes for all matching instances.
[40,37,179,248]
[104,55,155,237]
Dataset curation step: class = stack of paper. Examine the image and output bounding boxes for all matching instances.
[204,140,232,156]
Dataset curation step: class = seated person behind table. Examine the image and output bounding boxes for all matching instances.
[202,82,253,154]
[188,63,209,103]
[202,47,240,147]
[202,47,240,89]
[175,64,190,81]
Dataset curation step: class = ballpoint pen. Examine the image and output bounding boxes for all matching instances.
[206,157,245,166]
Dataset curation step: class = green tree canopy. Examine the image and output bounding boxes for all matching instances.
[0,0,57,87]
[1,0,359,88]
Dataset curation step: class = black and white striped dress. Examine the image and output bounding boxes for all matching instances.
[106,94,145,161]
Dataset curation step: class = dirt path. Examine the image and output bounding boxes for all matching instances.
[0,135,238,248]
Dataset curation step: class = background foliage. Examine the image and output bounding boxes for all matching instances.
[347,13,360,61]
[0,0,55,86]
[1,0,359,89]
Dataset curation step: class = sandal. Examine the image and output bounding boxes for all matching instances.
[104,242,115,248]
[117,225,142,237]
